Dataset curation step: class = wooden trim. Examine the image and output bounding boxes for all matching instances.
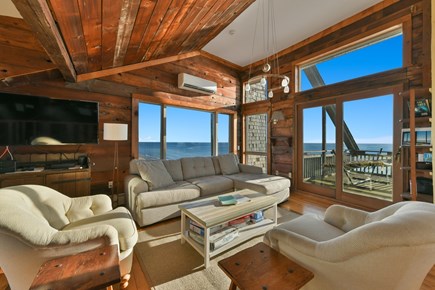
[77,51,201,82]
[132,92,236,114]
[230,113,238,154]
[295,18,410,68]
[200,50,244,72]
[12,0,77,82]
[131,97,139,159]
[1,68,61,87]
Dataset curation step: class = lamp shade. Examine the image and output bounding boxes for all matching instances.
[103,123,128,141]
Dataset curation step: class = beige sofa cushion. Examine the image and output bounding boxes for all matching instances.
[188,176,234,197]
[137,160,175,190]
[163,159,184,181]
[136,181,200,208]
[228,173,290,194]
[218,154,240,175]
[211,156,222,175]
[181,157,216,180]
[63,207,138,251]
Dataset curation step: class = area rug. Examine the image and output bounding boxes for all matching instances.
[134,208,301,290]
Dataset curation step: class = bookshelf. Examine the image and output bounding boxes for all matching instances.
[400,88,433,202]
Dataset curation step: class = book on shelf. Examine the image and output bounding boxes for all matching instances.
[188,219,225,236]
[218,194,251,206]
[250,211,264,223]
[408,98,431,117]
[228,215,251,228]
[188,226,239,251]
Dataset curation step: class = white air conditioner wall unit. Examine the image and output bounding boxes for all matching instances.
[178,73,217,94]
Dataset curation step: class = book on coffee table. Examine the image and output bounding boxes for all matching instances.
[218,194,251,206]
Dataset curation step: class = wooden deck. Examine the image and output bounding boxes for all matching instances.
[305,172,393,201]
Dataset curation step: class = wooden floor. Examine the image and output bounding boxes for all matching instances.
[1,191,434,290]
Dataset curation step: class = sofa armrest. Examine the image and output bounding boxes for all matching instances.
[125,175,149,195]
[238,163,263,174]
[324,204,369,232]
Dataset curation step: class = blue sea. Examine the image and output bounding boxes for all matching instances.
[139,142,392,160]
[139,142,230,160]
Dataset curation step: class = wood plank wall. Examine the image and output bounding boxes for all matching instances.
[241,0,430,189]
[0,17,241,195]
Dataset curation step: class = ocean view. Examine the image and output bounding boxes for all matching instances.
[139,142,230,160]
[139,142,392,160]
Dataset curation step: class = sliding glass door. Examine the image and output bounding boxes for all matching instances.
[298,101,336,197]
[342,95,393,202]
[297,89,397,206]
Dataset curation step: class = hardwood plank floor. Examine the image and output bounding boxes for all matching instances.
[1,191,434,290]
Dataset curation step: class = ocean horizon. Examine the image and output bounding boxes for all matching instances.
[139,142,392,160]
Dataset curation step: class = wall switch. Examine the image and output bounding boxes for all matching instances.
[108,181,113,189]
[275,170,279,175]
[288,172,292,179]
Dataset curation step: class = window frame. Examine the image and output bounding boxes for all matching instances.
[131,94,237,160]
[294,19,411,93]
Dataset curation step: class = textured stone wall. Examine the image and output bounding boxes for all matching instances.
[246,112,268,172]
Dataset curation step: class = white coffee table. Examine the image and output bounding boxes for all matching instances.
[178,189,277,268]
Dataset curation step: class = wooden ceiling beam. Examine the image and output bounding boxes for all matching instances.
[77,51,201,82]
[12,0,77,82]
[113,0,141,67]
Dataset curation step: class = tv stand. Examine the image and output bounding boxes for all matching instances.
[0,167,91,197]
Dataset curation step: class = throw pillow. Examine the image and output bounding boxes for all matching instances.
[137,160,175,190]
[218,154,240,175]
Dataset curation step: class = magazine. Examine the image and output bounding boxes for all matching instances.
[218,194,251,205]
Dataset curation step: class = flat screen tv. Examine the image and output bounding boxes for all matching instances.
[0,92,99,145]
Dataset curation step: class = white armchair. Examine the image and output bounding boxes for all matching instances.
[264,201,435,290]
[0,185,138,290]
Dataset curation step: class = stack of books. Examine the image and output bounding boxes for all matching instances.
[188,219,239,251]
[228,215,251,228]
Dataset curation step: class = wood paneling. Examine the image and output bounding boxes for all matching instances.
[9,0,254,81]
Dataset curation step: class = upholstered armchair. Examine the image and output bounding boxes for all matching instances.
[0,185,138,290]
[264,201,435,290]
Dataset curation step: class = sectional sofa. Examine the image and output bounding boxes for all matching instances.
[125,153,290,227]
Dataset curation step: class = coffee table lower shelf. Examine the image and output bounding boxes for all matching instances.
[182,218,275,267]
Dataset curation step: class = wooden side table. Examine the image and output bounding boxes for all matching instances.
[218,242,314,290]
[30,245,120,290]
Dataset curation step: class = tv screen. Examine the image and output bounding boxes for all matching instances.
[0,93,99,145]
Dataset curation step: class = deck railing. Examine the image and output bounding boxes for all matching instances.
[303,150,392,180]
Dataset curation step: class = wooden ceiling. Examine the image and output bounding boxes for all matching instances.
[11,0,254,82]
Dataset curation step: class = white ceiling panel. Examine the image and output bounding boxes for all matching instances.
[203,0,383,67]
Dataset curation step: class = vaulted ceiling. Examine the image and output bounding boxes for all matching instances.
[11,0,254,82]
[3,0,385,83]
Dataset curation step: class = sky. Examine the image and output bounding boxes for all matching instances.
[139,33,402,145]
[139,104,229,143]
[301,33,402,144]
